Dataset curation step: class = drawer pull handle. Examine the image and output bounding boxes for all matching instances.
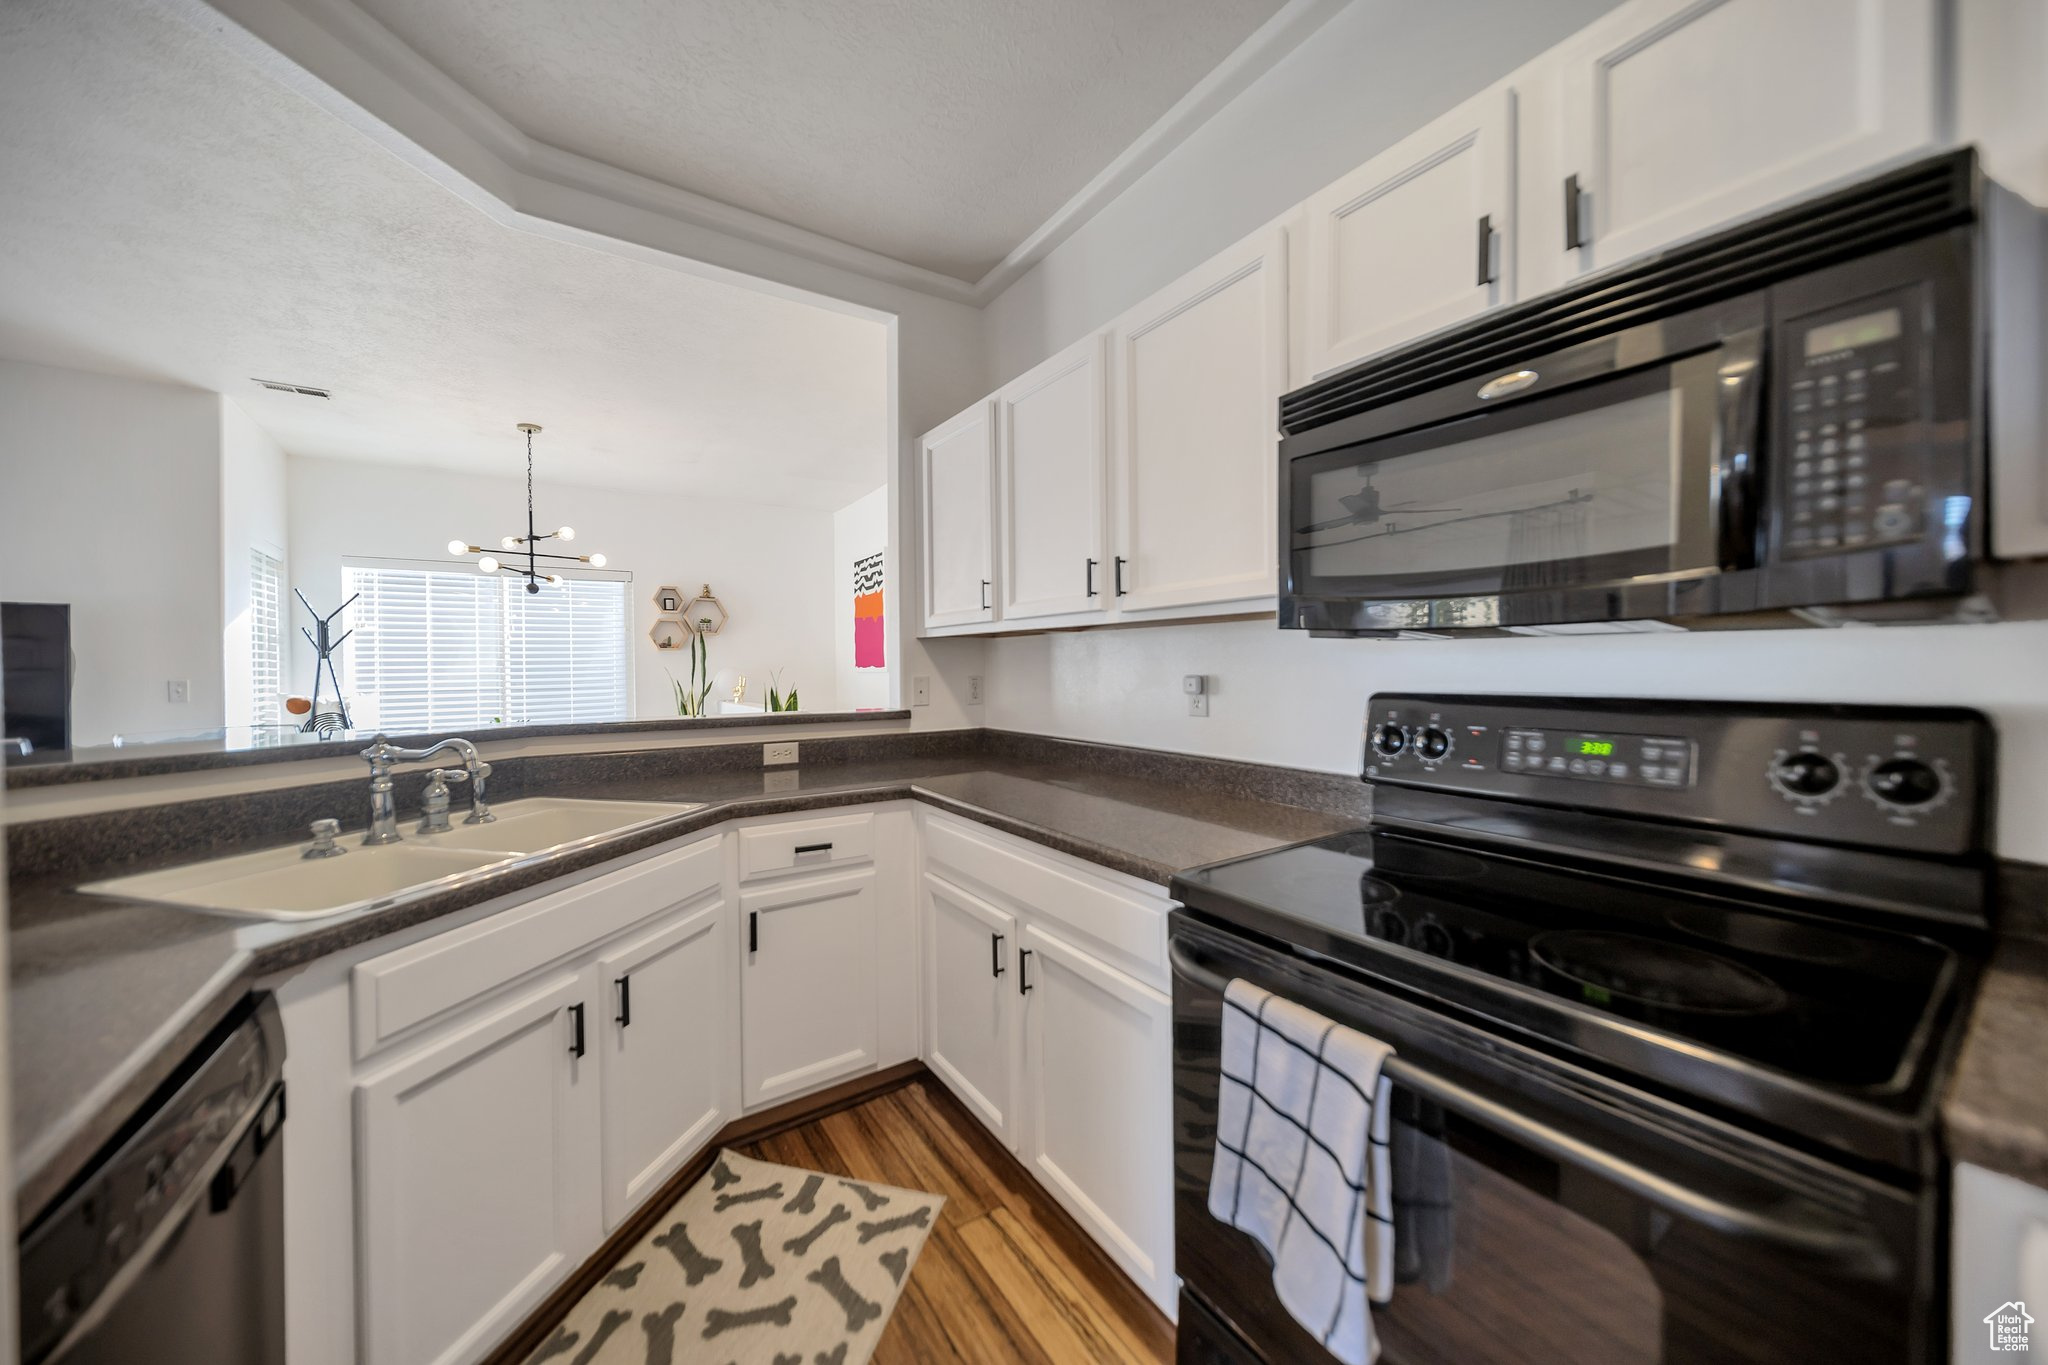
[569,1003,586,1058]
[749,910,760,954]
[1564,174,1586,251]
[615,975,631,1029]
[992,932,1005,978]
[1019,948,1034,995]
[1475,213,1494,286]
[793,842,834,855]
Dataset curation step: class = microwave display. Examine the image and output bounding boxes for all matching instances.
[1803,307,1902,358]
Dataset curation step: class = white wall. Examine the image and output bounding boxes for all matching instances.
[286,455,840,720]
[219,397,289,728]
[832,486,891,712]
[973,0,2048,862]
[0,359,225,745]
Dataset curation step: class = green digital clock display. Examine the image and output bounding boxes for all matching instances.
[1575,739,1616,756]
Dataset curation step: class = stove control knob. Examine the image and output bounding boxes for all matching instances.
[1370,724,1407,758]
[1414,727,1451,761]
[1866,758,1942,807]
[1772,752,1840,797]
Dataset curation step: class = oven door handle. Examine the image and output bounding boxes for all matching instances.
[1168,939,1892,1271]
[1711,326,1765,570]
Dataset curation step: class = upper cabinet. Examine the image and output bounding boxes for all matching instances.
[1553,0,1940,273]
[1300,88,1515,382]
[918,400,996,631]
[1109,225,1288,613]
[997,335,1108,623]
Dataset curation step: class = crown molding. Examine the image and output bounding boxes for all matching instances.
[174,0,1347,310]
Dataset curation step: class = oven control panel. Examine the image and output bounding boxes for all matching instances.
[1364,694,1988,856]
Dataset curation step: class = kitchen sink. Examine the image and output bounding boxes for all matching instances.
[79,797,703,922]
[414,798,702,855]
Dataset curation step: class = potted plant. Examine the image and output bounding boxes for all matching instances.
[766,670,799,712]
[667,619,715,717]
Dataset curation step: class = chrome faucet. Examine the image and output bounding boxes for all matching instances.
[358,736,494,845]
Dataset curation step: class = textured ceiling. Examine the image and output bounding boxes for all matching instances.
[0,0,889,509]
[349,0,1287,282]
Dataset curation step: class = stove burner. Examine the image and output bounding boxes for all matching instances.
[1529,931,1789,1016]
[1368,843,1488,881]
[1664,907,1866,966]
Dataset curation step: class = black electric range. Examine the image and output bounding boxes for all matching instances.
[1168,694,1993,1365]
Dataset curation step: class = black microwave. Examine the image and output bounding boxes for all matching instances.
[1277,150,2009,637]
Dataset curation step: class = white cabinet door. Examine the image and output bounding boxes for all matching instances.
[740,869,880,1106]
[595,891,726,1231]
[355,973,600,1365]
[1017,922,1176,1315]
[1109,226,1287,614]
[997,334,1108,622]
[919,400,995,631]
[922,872,1018,1146]
[1300,87,1515,380]
[1557,0,1939,273]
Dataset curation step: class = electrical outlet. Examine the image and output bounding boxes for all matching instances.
[912,675,931,706]
[166,679,190,704]
[763,741,798,766]
[1185,674,1209,717]
[1188,692,1210,717]
[968,675,984,705]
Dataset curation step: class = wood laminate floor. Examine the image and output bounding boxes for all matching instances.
[738,1078,1175,1365]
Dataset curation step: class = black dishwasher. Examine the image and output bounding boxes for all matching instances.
[20,995,287,1365]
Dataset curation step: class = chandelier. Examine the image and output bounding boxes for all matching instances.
[446,423,606,593]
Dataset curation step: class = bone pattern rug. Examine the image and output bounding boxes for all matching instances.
[526,1150,943,1365]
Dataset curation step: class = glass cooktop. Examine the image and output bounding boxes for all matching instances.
[1174,827,1959,1093]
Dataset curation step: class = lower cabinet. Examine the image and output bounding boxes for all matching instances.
[1017,922,1176,1314]
[923,872,1019,1143]
[595,892,727,1230]
[354,972,602,1365]
[740,868,880,1106]
[922,819,1178,1317]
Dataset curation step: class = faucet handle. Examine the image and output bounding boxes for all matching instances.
[304,818,346,859]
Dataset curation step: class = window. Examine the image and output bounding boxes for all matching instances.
[341,561,630,731]
[250,548,285,728]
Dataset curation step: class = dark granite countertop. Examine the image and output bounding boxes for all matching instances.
[1944,936,2048,1187]
[9,751,1362,1222]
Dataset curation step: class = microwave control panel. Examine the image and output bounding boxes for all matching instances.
[1362,694,1987,856]
[1776,287,1929,559]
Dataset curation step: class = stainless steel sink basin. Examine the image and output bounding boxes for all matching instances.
[80,797,703,922]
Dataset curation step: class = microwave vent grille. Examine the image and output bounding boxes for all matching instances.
[1280,150,1977,436]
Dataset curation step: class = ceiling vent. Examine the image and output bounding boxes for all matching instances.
[252,378,331,398]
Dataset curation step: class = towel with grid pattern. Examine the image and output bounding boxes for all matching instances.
[1209,977,1395,1365]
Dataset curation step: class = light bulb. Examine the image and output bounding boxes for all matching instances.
[547,573,565,587]
[587,553,607,568]
[556,526,575,542]
[447,539,468,556]
[477,555,500,574]
[501,535,520,550]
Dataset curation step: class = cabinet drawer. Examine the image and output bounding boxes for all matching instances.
[924,815,1170,988]
[352,836,720,1059]
[736,811,875,882]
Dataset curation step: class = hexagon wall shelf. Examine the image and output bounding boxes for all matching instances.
[653,585,685,616]
[679,585,728,636]
[648,618,689,652]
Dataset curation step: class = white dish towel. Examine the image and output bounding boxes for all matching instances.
[1209,977,1396,1365]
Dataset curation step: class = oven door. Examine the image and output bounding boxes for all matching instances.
[1168,916,1934,1365]
[1279,301,1765,633]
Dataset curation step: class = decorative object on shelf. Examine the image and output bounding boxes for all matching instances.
[445,423,606,593]
[730,674,748,705]
[853,551,884,668]
[295,588,356,732]
[668,623,713,717]
[648,618,689,652]
[767,670,800,712]
[680,584,728,635]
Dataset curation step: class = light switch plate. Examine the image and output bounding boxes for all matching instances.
[763,742,798,766]
[166,680,190,704]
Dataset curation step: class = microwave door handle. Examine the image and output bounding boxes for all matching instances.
[1167,938,1892,1273]
[1713,327,1766,570]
